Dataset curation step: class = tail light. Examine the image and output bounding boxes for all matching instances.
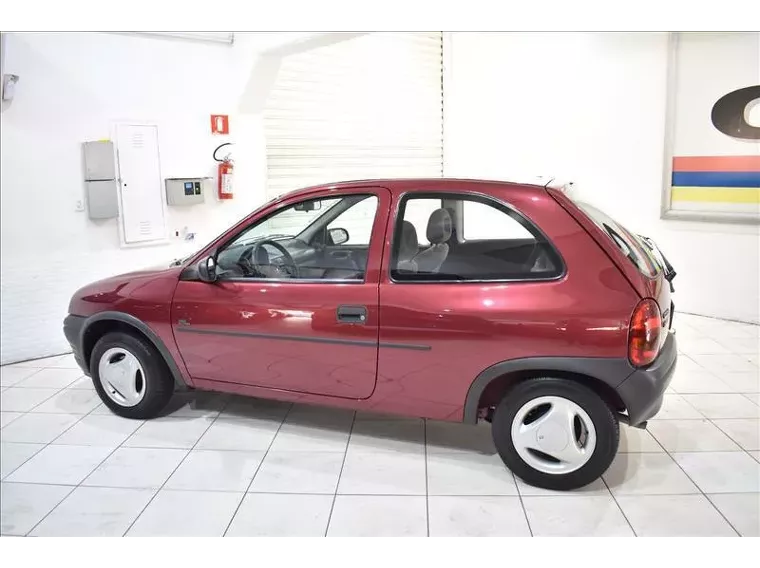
[628,299,662,367]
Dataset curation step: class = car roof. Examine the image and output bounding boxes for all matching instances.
[276,177,554,201]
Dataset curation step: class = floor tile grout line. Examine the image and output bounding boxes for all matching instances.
[3,479,758,498]
[322,411,356,537]
[0,441,46,482]
[706,416,759,454]
[1,352,73,369]
[670,391,758,397]
[12,373,85,391]
[706,417,760,468]
[676,391,708,420]
[16,484,79,537]
[9,409,102,416]
[0,411,26,430]
[740,393,760,407]
[119,410,158,444]
[1,384,103,483]
[114,395,233,446]
[0,366,46,389]
[646,426,742,536]
[619,446,753,455]
[423,418,430,537]
[600,475,637,536]
[512,472,534,536]
[45,442,327,452]
[20,387,119,535]
[221,403,295,537]
[3,379,76,414]
[703,493,749,536]
[120,397,233,537]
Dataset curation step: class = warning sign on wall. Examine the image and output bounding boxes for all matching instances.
[210,115,229,135]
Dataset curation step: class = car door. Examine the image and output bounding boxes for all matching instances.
[171,186,390,399]
[377,189,568,419]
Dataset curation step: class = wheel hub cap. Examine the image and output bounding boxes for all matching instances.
[98,347,146,407]
[536,422,568,454]
[511,395,597,475]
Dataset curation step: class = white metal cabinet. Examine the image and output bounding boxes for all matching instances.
[115,124,166,244]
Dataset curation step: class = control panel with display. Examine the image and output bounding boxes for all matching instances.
[165,177,209,206]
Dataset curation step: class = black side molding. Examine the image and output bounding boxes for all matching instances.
[174,325,431,351]
[79,311,189,389]
[462,356,635,424]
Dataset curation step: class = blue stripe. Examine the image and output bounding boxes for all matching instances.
[671,171,760,188]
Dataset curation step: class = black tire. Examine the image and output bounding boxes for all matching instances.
[491,377,619,491]
[90,331,174,419]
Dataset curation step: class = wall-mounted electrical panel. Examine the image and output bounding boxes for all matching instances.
[165,177,209,206]
[82,140,118,220]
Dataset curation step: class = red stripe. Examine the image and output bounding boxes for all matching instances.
[673,155,760,172]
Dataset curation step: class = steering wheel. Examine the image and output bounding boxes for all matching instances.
[241,240,300,279]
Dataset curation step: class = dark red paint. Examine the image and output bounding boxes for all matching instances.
[69,179,667,421]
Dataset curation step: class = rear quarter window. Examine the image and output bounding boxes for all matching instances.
[576,203,661,278]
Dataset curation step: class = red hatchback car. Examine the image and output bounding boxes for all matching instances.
[64,178,677,490]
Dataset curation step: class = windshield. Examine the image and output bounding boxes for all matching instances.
[576,202,662,278]
[169,196,357,268]
[227,198,342,249]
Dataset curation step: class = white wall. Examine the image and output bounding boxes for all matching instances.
[0,32,309,363]
[3,31,756,364]
[444,32,760,324]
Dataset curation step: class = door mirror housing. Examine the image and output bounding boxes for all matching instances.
[197,256,217,283]
[328,227,349,245]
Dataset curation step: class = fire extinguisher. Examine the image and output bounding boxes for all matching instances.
[213,142,234,200]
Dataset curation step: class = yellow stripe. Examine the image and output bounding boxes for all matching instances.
[672,186,760,204]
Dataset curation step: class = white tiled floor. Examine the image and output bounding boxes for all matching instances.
[1,314,759,537]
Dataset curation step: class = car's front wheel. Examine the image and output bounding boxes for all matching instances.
[90,331,174,419]
[491,377,619,491]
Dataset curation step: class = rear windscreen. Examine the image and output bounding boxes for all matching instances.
[576,203,661,278]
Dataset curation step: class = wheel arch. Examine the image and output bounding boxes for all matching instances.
[81,311,188,389]
[462,357,634,424]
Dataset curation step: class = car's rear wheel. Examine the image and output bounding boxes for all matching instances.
[90,331,174,419]
[491,377,619,491]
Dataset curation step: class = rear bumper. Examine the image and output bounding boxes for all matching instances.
[63,314,88,375]
[615,331,677,426]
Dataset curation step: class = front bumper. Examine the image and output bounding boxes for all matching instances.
[615,331,677,426]
[63,314,88,375]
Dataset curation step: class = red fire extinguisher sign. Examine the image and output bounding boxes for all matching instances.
[210,114,229,135]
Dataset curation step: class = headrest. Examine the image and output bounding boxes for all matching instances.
[398,221,418,260]
[426,208,453,244]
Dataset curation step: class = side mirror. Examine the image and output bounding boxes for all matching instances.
[328,227,349,245]
[197,256,217,283]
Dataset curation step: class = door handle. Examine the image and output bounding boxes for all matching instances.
[337,305,367,324]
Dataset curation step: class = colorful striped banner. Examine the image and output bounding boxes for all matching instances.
[671,155,760,206]
[672,187,760,204]
[672,171,760,188]
[672,155,760,172]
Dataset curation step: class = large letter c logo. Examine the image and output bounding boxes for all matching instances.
[711,85,760,141]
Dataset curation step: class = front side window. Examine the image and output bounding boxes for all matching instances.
[391,193,563,282]
[216,194,378,281]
